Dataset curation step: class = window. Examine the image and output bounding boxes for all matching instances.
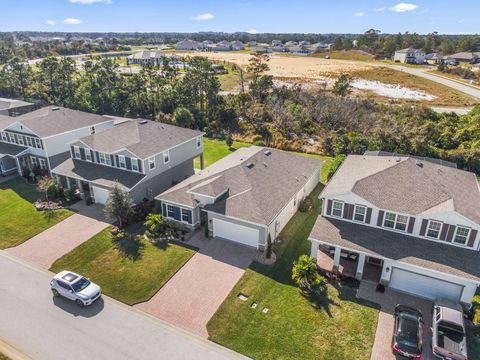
[453,226,470,245]
[0,132,6,142]
[30,156,38,167]
[39,158,47,170]
[73,146,81,159]
[181,209,190,223]
[167,205,175,218]
[8,133,15,143]
[383,212,408,231]
[331,200,343,217]
[196,136,202,148]
[118,155,126,169]
[148,157,156,170]
[35,138,43,149]
[85,149,92,161]
[26,137,33,147]
[17,136,24,145]
[163,151,170,164]
[90,126,96,135]
[131,158,139,172]
[354,205,366,222]
[98,152,111,166]
[426,220,442,239]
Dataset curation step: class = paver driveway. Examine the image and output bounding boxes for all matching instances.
[135,233,255,338]
[358,281,436,360]
[6,202,110,269]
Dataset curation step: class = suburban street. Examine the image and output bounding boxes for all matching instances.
[0,252,245,360]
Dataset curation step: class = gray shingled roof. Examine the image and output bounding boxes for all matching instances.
[15,106,112,138]
[0,141,27,156]
[0,114,17,130]
[309,216,480,282]
[0,98,32,111]
[79,119,203,159]
[322,155,480,224]
[52,158,145,189]
[158,146,322,225]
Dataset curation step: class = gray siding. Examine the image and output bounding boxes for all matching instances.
[49,151,71,169]
[0,156,17,175]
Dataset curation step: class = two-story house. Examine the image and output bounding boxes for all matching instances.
[0,106,116,177]
[393,48,426,64]
[308,154,480,305]
[52,119,204,204]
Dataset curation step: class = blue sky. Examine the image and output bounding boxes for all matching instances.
[1,0,478,34]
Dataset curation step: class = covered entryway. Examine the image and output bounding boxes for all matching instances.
[389,268,463,302]
[91,185,110,205]
[212,218,259,249]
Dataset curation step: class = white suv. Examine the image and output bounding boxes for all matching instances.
[51,271,101,307]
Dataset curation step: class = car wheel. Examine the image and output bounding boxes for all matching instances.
[51,289,60,297]
[76,299,85,307]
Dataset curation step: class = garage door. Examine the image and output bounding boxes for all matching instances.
[92,186,110,205]
[212,218,259,249]
[390,268,463,302]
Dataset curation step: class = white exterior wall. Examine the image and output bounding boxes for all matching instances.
[379,258,478,304]
[321,192,480,251]
[268,168,320,240]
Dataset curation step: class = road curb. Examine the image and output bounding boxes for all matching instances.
[0,339,31,360]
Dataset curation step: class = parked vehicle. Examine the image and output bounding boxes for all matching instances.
[51,271,101,307]
[392,305,423,359]
[432,299,468,360]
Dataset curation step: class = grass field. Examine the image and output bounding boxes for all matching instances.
[0,178,73,249]
[207,184,379,360]
[50,225,195,305]
[350,67,478,106]
[313,50,375,62]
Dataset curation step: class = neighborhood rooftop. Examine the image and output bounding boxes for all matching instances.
[321,154,480,224]
[77,119,204,159]
[158,146,322,225]
[13,106,112,138]
[0,97,32,111]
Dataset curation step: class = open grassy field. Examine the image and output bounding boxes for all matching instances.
[0,178,73,249]
[312,50,375,62]
[50,225,195,305]
[207,184,379,360]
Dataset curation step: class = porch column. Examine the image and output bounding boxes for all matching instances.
[200,154,205,170]
[333,246,341,271]
[15,157,22,176]
[310,239,319,258]
[355,253,366,280]
[66,177,71,190]
[76,179,84,199]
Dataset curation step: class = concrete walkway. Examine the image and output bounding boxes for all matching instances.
[357,281,435,360]
[0,251,245,360]
[6,202,110,269]
[135,232,255,338]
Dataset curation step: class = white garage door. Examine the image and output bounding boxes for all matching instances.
[212,218,259,249]
[92,186,110,205]
[390,268,463,302]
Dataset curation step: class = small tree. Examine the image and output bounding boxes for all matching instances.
[292,255,323,291]
[266,234,272,259]
[327,154,347,181]
[225,133,234,149]
[36,176,58,202]
[144,213,164,238]
[104,182,133,228]
[173,107,195,128]
[332,74,352,97]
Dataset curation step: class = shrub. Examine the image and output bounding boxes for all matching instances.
[299,197,313,212]
[327,154,346,181]
[266,234,272,259]
[292,255,325,292]
[144,213,164,239]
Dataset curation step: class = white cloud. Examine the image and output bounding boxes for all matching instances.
[372,7,386,12]
[62,18,83,25]
[68,0,112,4]
[192,13,214,21]
[247,29,259,34]
[389,3,419,12]
[354,12,365,17]
[45,20,56,26]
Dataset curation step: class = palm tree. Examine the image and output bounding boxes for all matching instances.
[144,213,164,238]
[292,255,322,290]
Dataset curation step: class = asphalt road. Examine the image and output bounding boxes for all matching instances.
[0,252,245,360]
[389,65,480,99]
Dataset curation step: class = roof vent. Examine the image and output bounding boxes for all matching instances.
[264,150,272,156]
[415,160,423,168]
[246,162,255,169]
[138,119,148,125]
[263,162,268,167]
[51,106,60,111]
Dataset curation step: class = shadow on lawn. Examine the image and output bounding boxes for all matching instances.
[0,176,42,203]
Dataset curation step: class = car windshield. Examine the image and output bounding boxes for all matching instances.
[397,314,420,349]
[71,277,91,292]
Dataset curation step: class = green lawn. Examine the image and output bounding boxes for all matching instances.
[50,225,195,305]
[207,184,379,360]
[0,178,73,249]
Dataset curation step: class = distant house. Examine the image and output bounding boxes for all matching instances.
[127,50,166,66]
[176,40,205,51]
[424,53,443,65]
[0,98,34,117]
[251,46,272,53]
[393,48,426,64]
[247,41,257,47]
[309,43,332,53]
[285,41,298,46]
[299,40,311,46]
[444,52,480,65]
[289,46,312,55]
[271,40,283,46]
[229,40,244,51]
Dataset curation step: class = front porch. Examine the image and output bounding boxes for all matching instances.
[313,242,383,283]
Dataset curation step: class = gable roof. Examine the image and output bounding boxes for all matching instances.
[79,119,203,159]
[0,98,32,111]
[0,114,17,130]
[321,155,480,224]
[14,106,112,138]
[157,146,322,225]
